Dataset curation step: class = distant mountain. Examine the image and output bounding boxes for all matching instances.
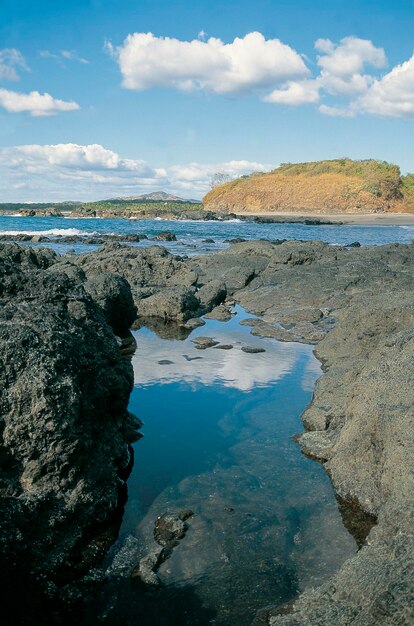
[111,191,201,203]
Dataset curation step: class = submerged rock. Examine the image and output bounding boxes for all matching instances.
[184,317,206,329]
[241,346,266,353]
[131,511,194,589]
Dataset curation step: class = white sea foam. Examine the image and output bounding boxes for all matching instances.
[0,228,96,236]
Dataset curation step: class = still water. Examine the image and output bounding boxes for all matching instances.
[92,307,356,626]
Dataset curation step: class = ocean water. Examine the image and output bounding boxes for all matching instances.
[91,308,357,626]
[0,215,413,256]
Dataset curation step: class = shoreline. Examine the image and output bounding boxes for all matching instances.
[1,209,414,226]
[237,211,414,225]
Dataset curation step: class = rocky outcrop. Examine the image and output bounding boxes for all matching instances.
[3,237,411,624]
[203,159,412,214]
[19,207,64,217]
[267,295,414,625]
[0,244,140,622]
[65,244,227,323]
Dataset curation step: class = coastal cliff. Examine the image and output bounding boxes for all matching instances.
[203,159,414,215]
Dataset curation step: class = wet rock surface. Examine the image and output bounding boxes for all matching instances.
[130,510,194,588]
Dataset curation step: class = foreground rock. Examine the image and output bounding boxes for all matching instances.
[68,238,413,624]
[269,292,414,626]
[3,237,412,624]
[0,244,140,622]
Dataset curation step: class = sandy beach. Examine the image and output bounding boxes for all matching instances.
[239,211,414,225]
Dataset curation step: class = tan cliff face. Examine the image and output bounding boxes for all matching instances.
[203,159,414,214]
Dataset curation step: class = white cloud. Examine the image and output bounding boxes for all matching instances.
[16,143,151,172]
[60,50,89,64]
[263,35,414,119]
[315,37,386,76]
[356,54,414,118]
[0,88,80,116]
[0,143,271,201]
[0,48,29,81]
[110,31,309,95]
[265,80,320,105]
[318,104,354,117]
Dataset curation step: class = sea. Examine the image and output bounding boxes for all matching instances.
[0,214,413,256]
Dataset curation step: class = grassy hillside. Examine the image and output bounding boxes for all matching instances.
[204,159,414,214]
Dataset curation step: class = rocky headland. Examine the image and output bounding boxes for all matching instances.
[203,159,414,215]
[0,237,413,624]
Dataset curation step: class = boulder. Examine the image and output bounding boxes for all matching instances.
[138,285,199,322]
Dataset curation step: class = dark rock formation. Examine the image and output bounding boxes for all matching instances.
[0,243,140,622]
[83,273,137,333]
[154,231,177,241]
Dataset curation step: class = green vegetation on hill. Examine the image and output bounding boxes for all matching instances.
[276,159,403,201]
[81,199,201,213]
[401,174,414,209]
[204,159,414,214]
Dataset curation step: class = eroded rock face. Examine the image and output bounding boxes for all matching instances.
[271,293,414,626]
[0,244,140,619]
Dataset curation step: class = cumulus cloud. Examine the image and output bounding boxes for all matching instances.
[15,143,151,172]
[0,48,29,81]
[263,35,414,119]
[0,143,270,201]
[356,54,414,118]
[0,88,80,116]
[109,31,309,95]
[315,36,386,76]
[265,80,320,105]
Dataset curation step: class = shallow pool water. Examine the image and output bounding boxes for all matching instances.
[94,307,356,625]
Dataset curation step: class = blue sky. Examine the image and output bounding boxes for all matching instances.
[0,0,414,201]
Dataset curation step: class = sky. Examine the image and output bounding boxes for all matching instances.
[0,0,414,201]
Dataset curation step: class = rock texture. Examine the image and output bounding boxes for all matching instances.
[2,236,412,625]
[69,238,413,624]
[0,244,140,622]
